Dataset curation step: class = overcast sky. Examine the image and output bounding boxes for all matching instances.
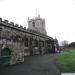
[0,0,75,44]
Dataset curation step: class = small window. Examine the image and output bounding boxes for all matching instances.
[0,28,2,31]
[32,22,35,27]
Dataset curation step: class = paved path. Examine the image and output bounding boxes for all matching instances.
[0,54,60,75]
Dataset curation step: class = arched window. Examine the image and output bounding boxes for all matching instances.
[0,28,2,31]
[1,48,11,56]
[24,38,28,47]
[34,40,38,47]
[40,41,44,47]
[32,21,35,27]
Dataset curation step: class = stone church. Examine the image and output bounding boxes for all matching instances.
[0,15,59,66]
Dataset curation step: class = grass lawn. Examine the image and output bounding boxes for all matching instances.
[56,48,75,72]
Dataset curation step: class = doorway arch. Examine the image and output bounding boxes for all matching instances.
[1,48,11,56]
[0,48,11,66]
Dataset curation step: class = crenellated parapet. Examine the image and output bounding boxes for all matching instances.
[26,28,52,40]
[0,18,2,22]
[0,18,27,31]
[14,24,19,27]
[0,17,52,40]
[3,20,9,24]
[9,22,14,26]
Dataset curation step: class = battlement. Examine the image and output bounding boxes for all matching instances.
[15,24,19,27]
[9,22,14,26]
[26,28,52,39]
[0,18,27,31]
[0,18,2,22]
[0,18,43,34]
[4,20,9,24]
[0,17,51,39]
[0,18,46,36]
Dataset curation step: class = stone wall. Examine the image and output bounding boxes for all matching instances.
[0,17,58,65]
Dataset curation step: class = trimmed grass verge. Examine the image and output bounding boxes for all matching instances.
[56,48,75,72]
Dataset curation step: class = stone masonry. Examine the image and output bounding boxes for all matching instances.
[0,15,59,65]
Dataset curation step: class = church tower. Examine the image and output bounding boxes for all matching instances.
[28,15,47,35]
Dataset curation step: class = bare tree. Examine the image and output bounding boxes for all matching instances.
[61,40,68,48]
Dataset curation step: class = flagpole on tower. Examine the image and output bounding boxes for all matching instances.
[36,9,37,17]
[36,8,40,17]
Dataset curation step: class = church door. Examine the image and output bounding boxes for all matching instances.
[0,48,11,66]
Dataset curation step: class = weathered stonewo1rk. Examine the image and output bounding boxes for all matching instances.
[0,15,59,66]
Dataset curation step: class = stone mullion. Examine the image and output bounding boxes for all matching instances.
[37,40,39,47]
[32,39,34,47]
[45,40,49,53]
[28,37,33,55]
[43,40,47,53]
[38,40,42,54]
[28,37,31,54]
[37,40,39,54]
[32,39,35,55]
[28,37,30,48]
[51,41,55,53]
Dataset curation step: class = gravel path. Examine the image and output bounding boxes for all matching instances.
[0,54,60,75]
